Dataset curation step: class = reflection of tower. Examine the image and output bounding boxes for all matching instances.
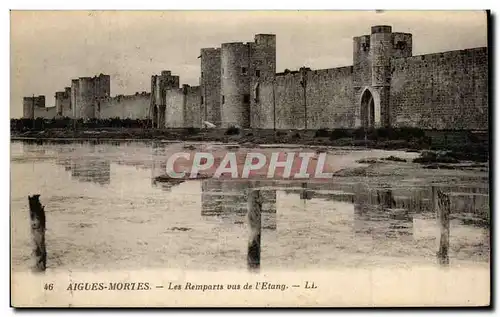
[221,181,250,214]
[149,142,187,191]
[151,142,166,185]
[53,144,110,184]
[353,184,413,239]
[201,179,224,216]
[201,180,277,230]
[55,143,111,185]
[260,187,277,230]
[300,182,313,200]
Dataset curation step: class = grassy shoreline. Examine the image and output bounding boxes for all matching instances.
[11,126,489,163]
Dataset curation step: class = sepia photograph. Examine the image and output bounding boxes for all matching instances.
[9,10,491,307]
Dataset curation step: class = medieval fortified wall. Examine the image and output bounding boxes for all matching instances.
[23,25,488,131]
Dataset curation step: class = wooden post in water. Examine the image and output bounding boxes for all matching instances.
[247,189,262,271]
[434,187,451,266]
[431,186,437,215]
[28,194,47,272]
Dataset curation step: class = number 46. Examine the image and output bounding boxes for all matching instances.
[44,283,54,291]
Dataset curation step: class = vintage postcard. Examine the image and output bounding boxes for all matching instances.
[10,10,490,307]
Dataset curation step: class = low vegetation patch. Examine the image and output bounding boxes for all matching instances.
[422,164,459,170]
[225,126,240,135]
[382,155,407,162]
[185,127,200,135]
[356,158,378,164]
[413,151,460,164]
[314,128,330,138]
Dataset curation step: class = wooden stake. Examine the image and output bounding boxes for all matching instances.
[435,188,451,266]
[247,189,262,271]
[28,195,46,272]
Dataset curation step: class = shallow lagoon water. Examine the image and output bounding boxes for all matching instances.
[10,141,490,272]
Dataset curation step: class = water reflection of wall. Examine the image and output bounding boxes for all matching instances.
[295,183,417,239]
[55,147,74,171]
[20,143,47,156]
[54,145,111,185]
[151,143,167,187]
[296,181,488,217]
[352,190,414,239]
[281,182,414,239]
[293,181,490,241]
[70,157,111,185]
[201,179,277,230]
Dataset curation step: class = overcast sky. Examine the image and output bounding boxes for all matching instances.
[10,10,487,118]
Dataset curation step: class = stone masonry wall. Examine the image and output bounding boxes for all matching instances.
[99,93,151,119]
[165,89,184,128]
[252,67,354,129]
[306,67,355,129]
[269,71,305,129]
[34,106,57,119]
[390,47,488,130]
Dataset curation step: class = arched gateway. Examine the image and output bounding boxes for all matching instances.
[359,87,380,128]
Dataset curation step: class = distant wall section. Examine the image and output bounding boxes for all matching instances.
[99,92,151,119]
[34,106,57,119]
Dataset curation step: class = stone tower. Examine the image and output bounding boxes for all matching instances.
[55,91,65,116]
[70,74,110,119]
[353,25,412,128]
[370,25,393,127]
[55,87,72,117]
[220,34,276,128]
[71,79,79,118]
[251,34,277,80]
[220,42,251,128]
[76,77,96,119]
[200,48,222,126]
[150,70,180,128]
